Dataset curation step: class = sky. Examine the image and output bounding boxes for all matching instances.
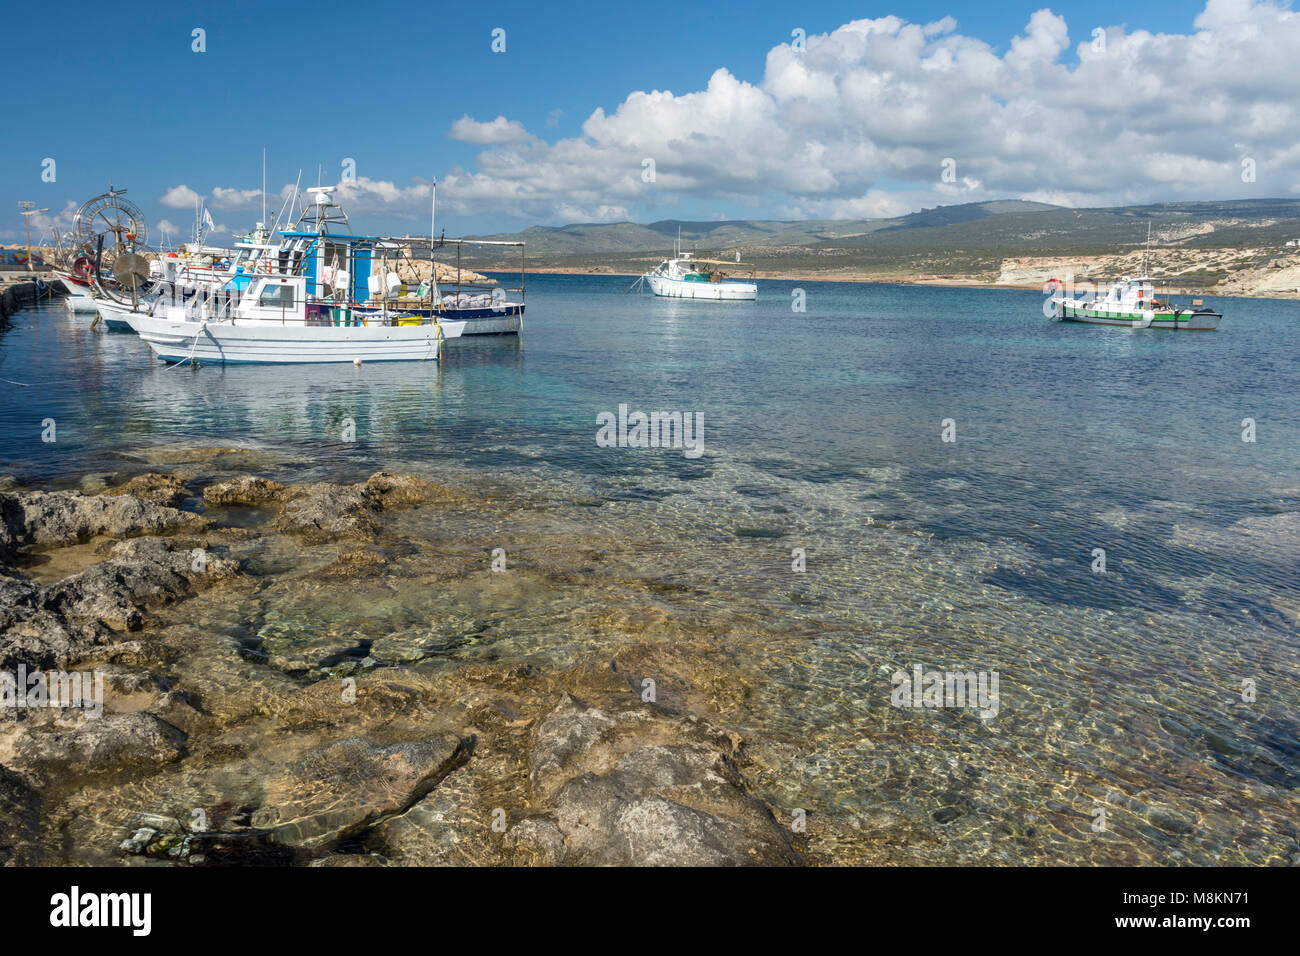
[3,0,1299,243]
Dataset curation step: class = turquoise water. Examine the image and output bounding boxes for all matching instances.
[2,275,1297,864]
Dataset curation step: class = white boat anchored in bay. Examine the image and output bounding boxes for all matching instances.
[1049,275,1222,330]
[634,233,757,300]
[1046,225,1222,331]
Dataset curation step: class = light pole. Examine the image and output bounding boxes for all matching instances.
[18,202,47,272]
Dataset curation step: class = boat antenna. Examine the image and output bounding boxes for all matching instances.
[273,170,300,235]
[261,148,267,229]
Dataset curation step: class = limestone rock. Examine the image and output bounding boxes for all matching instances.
[43,537,240,631]
[14,713,187,776]
[519,695,799,866]
[107,473,191,508]
[273,483,379,542]
[202,475,288,507]
[0,489,206,556]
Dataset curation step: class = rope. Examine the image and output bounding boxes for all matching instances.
[424,316,443,363]
[165,321,207,371]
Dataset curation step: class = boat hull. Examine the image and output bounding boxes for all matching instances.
[646,275,757,300]
[93,300,140,331]
[56,274,102,313]
[126,313,462,364]
[1057,302,1221,330]
[352,305,523,335]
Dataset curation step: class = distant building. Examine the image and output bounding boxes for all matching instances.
[1287,239,1300,247]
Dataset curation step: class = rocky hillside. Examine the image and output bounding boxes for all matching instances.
[463,198,1300,297]
[998,247,1300,297]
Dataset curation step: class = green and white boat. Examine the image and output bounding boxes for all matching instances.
[1049,275,1222,330]
[1048,224,1222,330]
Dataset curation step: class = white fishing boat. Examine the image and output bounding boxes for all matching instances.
[91,181,524,361]
[1047,224,1222,330]
[99,272,465,364]
[637,234,757,300]
[53,269,101,312]
[123,312,457,364]
[1049,276,1222,330]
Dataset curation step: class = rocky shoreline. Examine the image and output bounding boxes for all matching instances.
[0,459,803,866]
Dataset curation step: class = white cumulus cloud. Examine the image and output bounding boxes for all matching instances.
[160,184,202,209]
[186,1,1300,225]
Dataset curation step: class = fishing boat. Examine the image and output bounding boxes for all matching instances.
[1047,224,1222,330]
[1049,276,1222,330]
[100,272,465,364]
[636,233,756,300]
[53,266,100,312]
[101,190,523,364]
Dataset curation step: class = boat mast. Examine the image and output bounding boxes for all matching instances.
[430,178,437,306]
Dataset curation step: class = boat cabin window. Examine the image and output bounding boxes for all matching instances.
[258,282,296,308]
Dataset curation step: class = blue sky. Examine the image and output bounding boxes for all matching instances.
[4,0,1297,242]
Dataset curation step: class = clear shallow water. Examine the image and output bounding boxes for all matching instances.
[3,276,1298,864]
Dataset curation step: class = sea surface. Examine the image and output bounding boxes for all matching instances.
[2,275,1297,864]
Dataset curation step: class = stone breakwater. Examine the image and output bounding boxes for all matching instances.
[0,460,802,866]
[0,278,65,323]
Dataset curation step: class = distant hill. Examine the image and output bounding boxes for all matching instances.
[456,198,1300,295]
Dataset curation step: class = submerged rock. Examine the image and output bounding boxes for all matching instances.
[247,734,471,850]
[517,695,799,866]
[14,713,187,777]
[319,545,391,578]
[0,765,41,865]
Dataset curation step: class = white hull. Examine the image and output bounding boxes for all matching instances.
[124,312,465,364]
[646,275,757,300]
[93,301,137,331]
[58,277,101,312]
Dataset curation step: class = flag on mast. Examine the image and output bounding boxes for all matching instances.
[202,206,215,233]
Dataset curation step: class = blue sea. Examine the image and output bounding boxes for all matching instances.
[2,274,1297,864]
